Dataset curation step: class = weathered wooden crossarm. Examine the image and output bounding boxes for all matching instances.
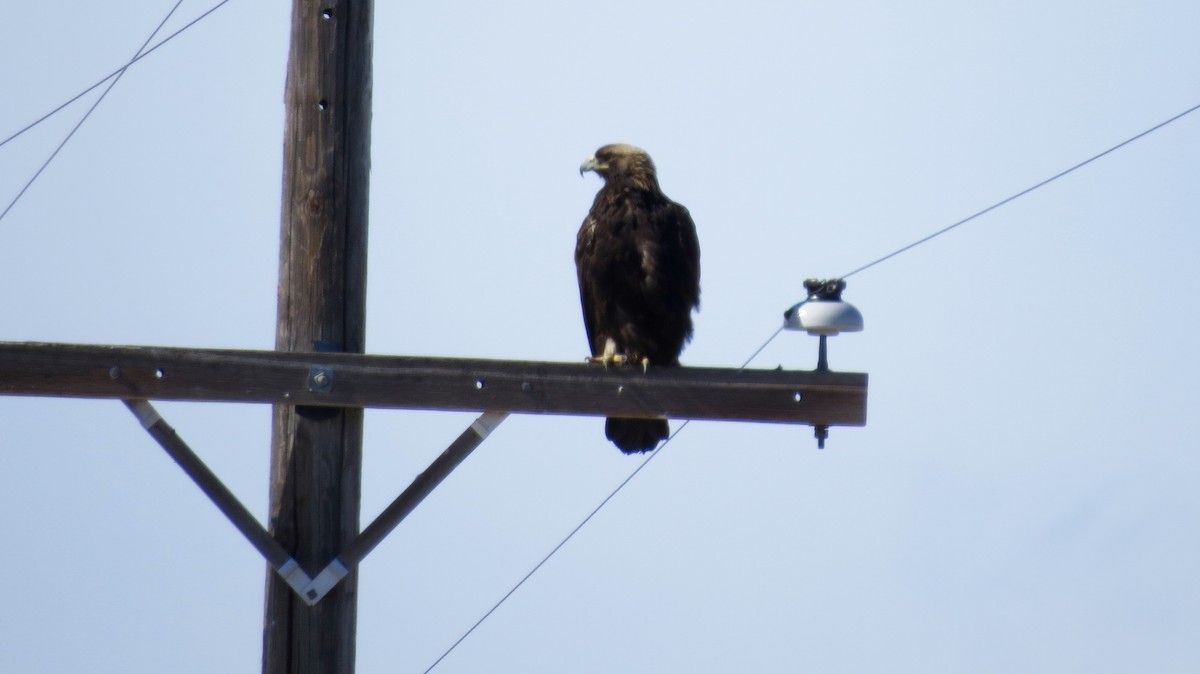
[0,341,867,426]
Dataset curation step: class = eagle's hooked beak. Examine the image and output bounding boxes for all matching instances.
[579,156,605,177]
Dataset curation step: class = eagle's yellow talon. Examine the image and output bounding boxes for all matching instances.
[587,353,627,369]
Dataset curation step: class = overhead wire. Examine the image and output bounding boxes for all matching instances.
[0,0,232,151]
[423,326,784,673]
[424,98,1200,671]
[840,100,1200,279]
[0,1,234,226]
[1,1,183,224]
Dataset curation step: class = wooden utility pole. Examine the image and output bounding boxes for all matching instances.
[263,2,373,673]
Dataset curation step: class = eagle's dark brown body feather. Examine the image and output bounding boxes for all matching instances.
[576,144,700,452]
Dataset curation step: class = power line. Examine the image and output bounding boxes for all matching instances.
[422,425,675,674]
[840,100,1200,279]
[424,326,785,673]
[0,0,233,151]
[424,98,1200,671]
[0,1,199,225]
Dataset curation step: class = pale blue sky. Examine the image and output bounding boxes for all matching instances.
[2,1,1199,672]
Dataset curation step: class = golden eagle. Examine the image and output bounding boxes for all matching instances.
[577,144,701,452]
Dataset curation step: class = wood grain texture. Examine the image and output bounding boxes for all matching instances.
[0,341,868,426]
[263,2,372,672]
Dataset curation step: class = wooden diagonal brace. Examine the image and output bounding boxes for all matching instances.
[123,400,506,606]
[122,399,314,599]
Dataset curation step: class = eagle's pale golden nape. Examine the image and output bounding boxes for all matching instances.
[576,144,701,453]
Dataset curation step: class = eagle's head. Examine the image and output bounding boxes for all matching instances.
[580,144,660,192]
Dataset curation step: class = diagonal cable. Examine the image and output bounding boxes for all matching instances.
[423,325,785,673]
[0,0,232,151]
[424,99,1200,669]
[0,1,190,225]
[840,100,1200,279]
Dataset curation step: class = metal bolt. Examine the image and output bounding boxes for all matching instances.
[814,425,829,449]
[308,367,334,393]
[109,367,121,380]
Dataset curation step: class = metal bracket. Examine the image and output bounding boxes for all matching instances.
[276,559,314,599]
[304,559,350,605]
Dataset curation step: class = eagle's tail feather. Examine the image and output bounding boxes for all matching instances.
[605,417,669,453]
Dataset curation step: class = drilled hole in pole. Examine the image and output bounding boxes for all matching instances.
[321,8,334,20]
